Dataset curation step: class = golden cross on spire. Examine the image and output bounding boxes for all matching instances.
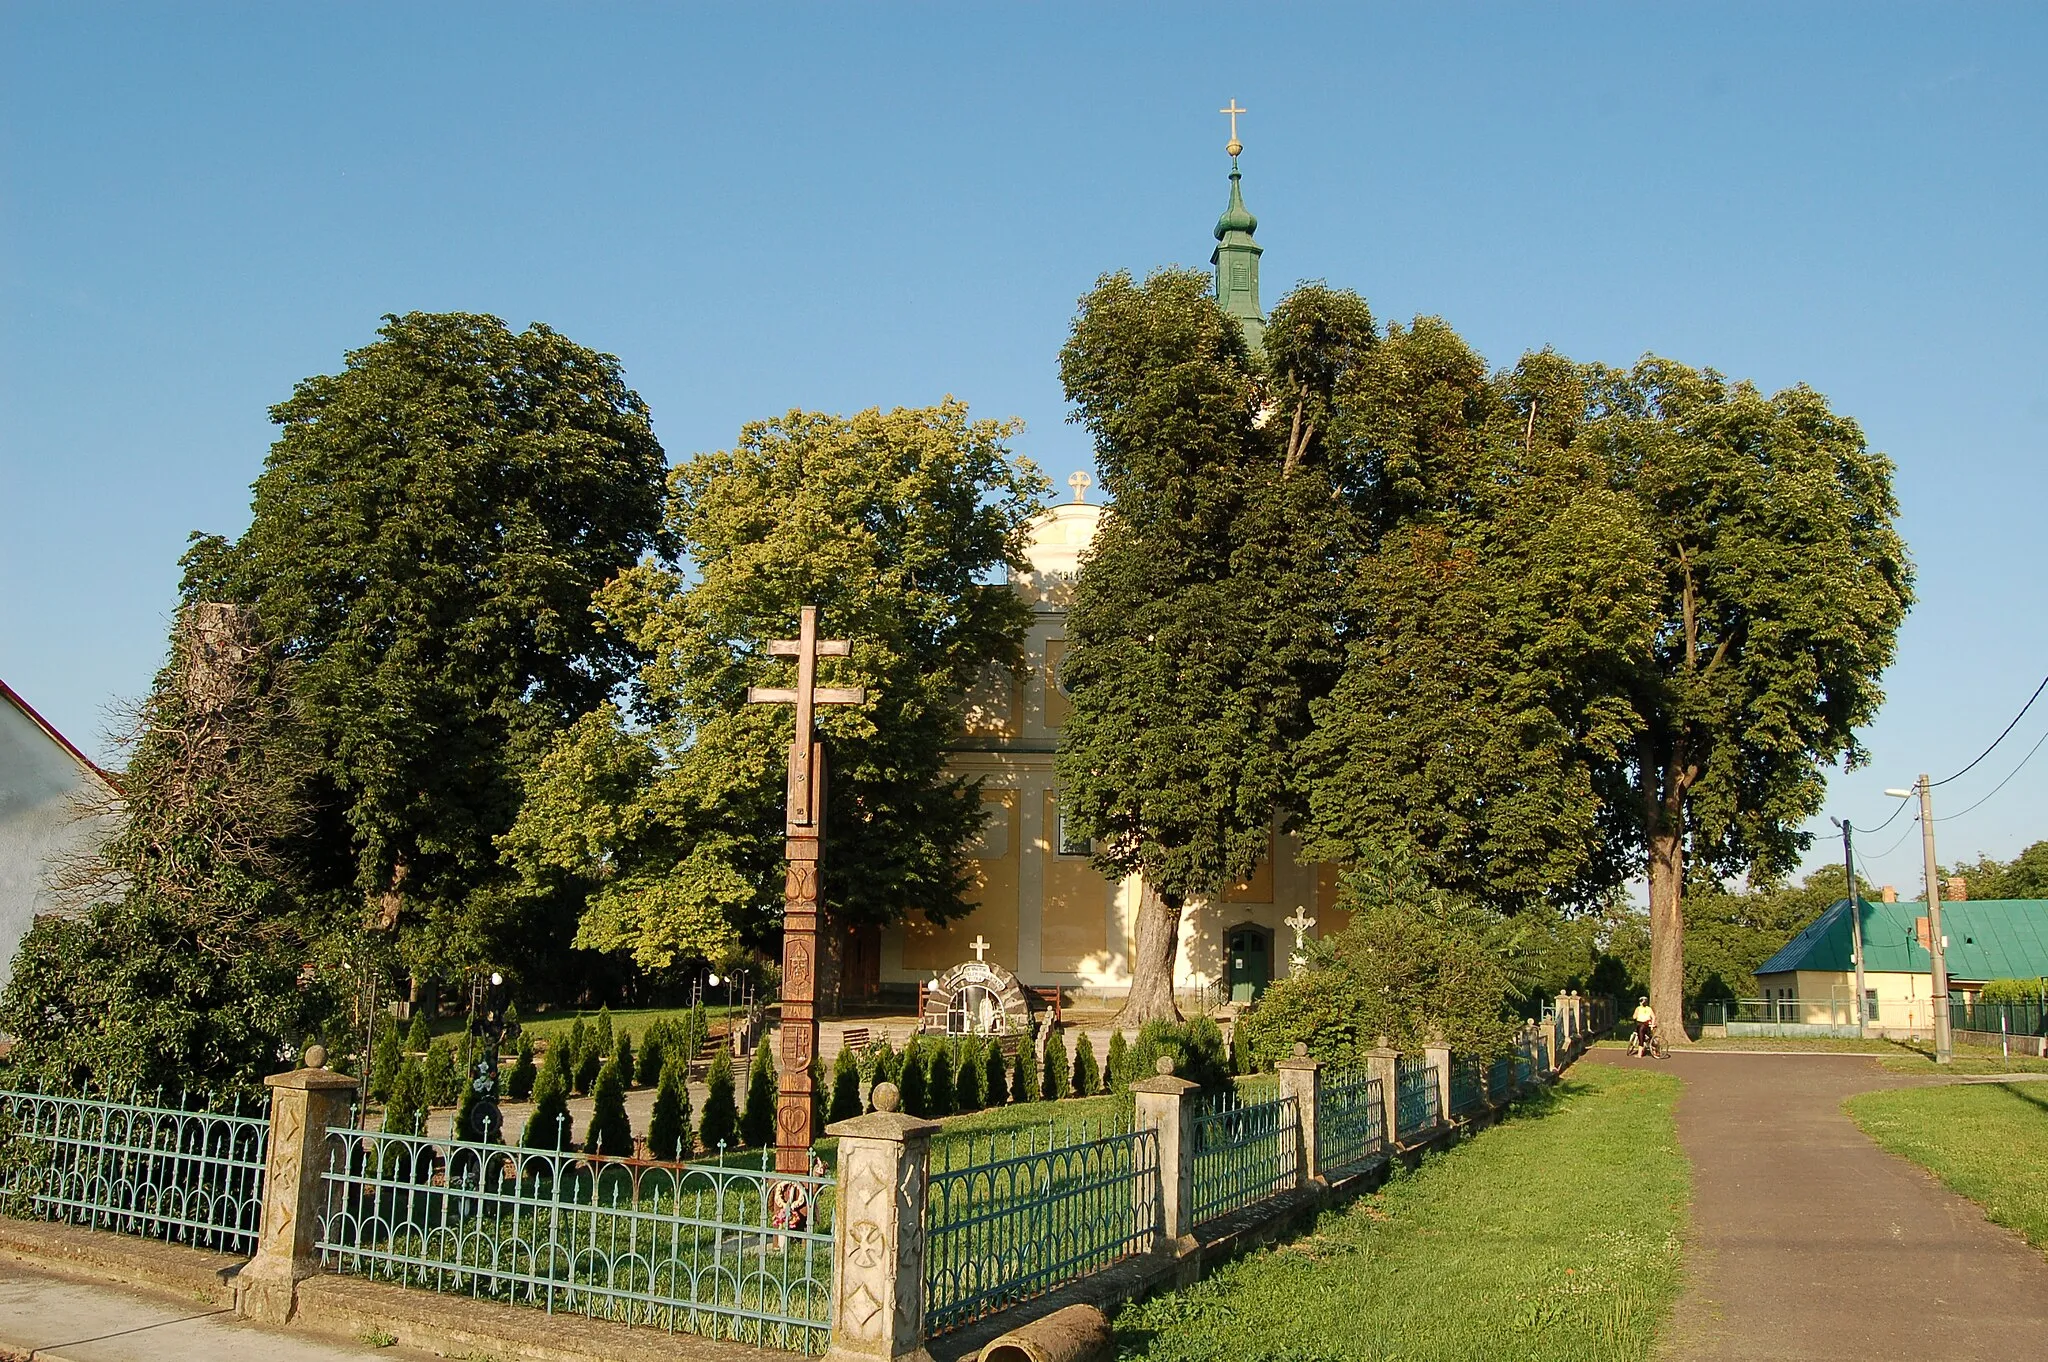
[1220,99,1247,157]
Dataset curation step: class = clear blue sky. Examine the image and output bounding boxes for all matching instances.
[4,3,2043,894]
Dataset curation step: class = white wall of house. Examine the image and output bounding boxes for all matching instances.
[0,691,116,990]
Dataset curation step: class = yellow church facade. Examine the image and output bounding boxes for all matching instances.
[876,496,1350,1005]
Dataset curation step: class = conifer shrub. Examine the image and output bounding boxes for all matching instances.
[502,1001,520,1035]
[810,1051,827,1136]
[864,1037,897,1090]
[575,1038,603,1098]
[638,1026,667,1088]
[583,1059,633,1157]
[897,1036,927,1117]
[1129,1017,1231,1094]
[382,1058,430,1136]
[739,1043,778,1148]
[648,1057,692,1160]
[506,1034,537,1101]
[829,1043,863,1123]
[927,1038,955,1116]
[565,1018,588,1079]
[1012,1036,1040,1102]
[1072,1032,1100,1097]
[422,1038,460,1106]
[1106,1031,1130,1092]
[593,1007,615,1063]
[698,1049,740,1153]
[615,1031,635,1088]
[370,1021,403,1103]
[1042,1027,1070,1101]
[686,1003,709,1064]
[405,1010,431,1056]
[984,1038,1009,1105]
[523,1059,573,1150]
[954,1037,983,1112]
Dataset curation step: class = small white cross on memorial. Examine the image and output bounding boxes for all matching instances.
[970,934,991,963]
[1066,470,1092,504]
[1284,908,1316,973]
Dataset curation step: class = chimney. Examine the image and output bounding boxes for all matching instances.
[1881,885,1898,904]
[1946,875,1968,902]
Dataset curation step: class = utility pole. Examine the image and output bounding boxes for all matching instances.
[1916,774,1953,1064]
[1832,818,1868,1037]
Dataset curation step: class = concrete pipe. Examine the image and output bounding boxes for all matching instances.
[976,1304,1114,1362]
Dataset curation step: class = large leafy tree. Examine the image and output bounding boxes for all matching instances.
[1055,270,1353,1025]
[183,312,668,991]
[1947,841,2048,900]
[502,402,1044,1002]
[1580,359,1913,1037]
[1296,328,1654,907]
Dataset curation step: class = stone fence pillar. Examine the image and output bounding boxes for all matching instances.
[1533,1018,1554,1075]
[236,1047,358,1324]
[1423,1035,1453,1129]
[1556,992,1575,1047]
[1132,1057,1199,1253]
[1366,1038,1400,1150]
[823,1082,940,1362]
[1275,1043,1321,1186]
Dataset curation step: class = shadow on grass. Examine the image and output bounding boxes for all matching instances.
[1996,1082,2048,1118]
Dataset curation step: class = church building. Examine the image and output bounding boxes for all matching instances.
[875,128,1347,1009]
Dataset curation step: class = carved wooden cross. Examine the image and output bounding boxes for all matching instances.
[746,605,864,1172]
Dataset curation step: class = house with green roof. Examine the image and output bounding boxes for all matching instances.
[1753,895,2048,1036]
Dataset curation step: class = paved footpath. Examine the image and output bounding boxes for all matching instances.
[0,1259,429,1362]
[1587,1050,2048,1361]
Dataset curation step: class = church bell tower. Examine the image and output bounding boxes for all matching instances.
[1211,100,1265,353]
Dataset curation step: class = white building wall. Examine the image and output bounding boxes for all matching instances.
[0,693,116,989]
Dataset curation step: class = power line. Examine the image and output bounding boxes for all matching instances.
[1935,722,2048,824]
[1931,670,2048,788]
[1847,793,1910,836]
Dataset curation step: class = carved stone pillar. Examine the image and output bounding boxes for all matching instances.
[823,1083,939,1362]
[235,1049,357,1324]
[1275,1043,1321,1185]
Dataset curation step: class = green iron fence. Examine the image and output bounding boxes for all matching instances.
[924,1118,1160,1336]
[317,1127,834,1354]
[1952,998,2048,1037]
[1394,1058,1440,1139]
[1187,1088,1298,1228]
[1315,1071,1384,1178]
[0,1086,269,1254]
[1486,1055,1513,1102]
[1448,1058,1484,1115]
[1514,1039,1535,1087]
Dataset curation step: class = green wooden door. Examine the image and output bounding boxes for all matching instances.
[1228,928,1270,1003]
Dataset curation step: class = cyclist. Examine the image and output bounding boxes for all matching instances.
[1631,997,1661,1057]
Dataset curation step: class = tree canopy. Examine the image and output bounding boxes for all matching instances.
[182,312,668,990]
[502,402,1045,993]
[1948,841,2048,900]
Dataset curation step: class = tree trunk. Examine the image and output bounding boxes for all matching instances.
[1113,884,1184,1028]
[1647,816,1689,1047]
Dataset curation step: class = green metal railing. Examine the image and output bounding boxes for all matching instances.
[1187,1089,1297,1228]
[0,1086,269,1254]
[1448,1058,1484,1115]
[1486,1055,1513,1102]
[1394,1058,1439,1139]
[1315,1071,1384,1178]
[924,1119,1159,1335]
[1514,1039,1535,1086]
[317,1127,833,1354]
[1951,999,2048,1037]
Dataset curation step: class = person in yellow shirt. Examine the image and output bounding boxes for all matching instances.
[1631,998,1662,1057]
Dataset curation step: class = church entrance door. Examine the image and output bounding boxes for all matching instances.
[1227,925,1272,1004]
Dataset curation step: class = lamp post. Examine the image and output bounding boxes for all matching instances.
[1886,779,1952,1064]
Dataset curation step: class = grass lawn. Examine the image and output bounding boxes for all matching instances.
[500,1005,742,1050]
[1115,1063,1688,1362]
[1846,1082,2048,1252]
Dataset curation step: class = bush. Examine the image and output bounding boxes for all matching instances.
[927,1039,955,1116]
[1072,1033,1099,1097]
[638,1026,667,1088]
[648,1057,692,1159]
[405,1010,431,1056]
[829,1044,863,1123]
[615,1031,635,1088]
[506,1034,536,1101]
[1106,1031,1130,1092]
[565,1018,588,1078]
[698,1049,740,1153]
[984,1038,1009,1106]
[422,1039,461,1106]
[593,1007,615,1063]
[1042,1028,1070,1101]
[1012,1034,1040,1102]
[898,1036,927,1116]
[382,1058,429,1136]
[954,1038,984,1112]
[1234,869,1520,1069]
[369,1021,403,1103]
[1980,978,2048,1005]
[739,1043,778,1148]
[575,1041,603,1097]
[523,1061,573,1149]
[583,1059,633,1157]
[1129,1017,1231,1095]
[810,1051,827,1137]
[864,1037,897,1089]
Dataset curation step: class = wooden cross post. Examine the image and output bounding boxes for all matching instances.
[746,606,864,1173]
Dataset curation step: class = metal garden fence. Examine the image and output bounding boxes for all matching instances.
[1514,1039,1535,1087]
[924,1119,1160,1336]
[1952,998,2048,1037]
[0,1085,269,1254]
[1187,1088,1298,1228]
[1448,1059,1485,1116]
[1394,1058,1440,1139]
[1486,1055,1513,1102]
[317,1127,834,1354]
[1315,1071,1385,1178]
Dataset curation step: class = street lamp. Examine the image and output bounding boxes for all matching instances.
[1887,780,1952,1063]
